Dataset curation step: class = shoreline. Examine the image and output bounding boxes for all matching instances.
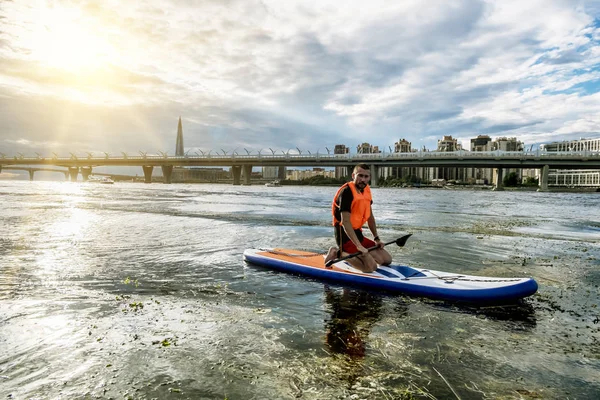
[1,177,599,193]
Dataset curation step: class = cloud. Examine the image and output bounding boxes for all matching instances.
[0,0,598,158]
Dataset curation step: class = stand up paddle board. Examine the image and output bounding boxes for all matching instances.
[243,248,538,303]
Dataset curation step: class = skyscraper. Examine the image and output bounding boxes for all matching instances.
[175,117,184,156]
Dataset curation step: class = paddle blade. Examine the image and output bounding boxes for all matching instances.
[395,233,412,247]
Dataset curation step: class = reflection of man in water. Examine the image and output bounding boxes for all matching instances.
[324,287,383,359]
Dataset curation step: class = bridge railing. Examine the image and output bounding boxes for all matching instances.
[2,149,599,163]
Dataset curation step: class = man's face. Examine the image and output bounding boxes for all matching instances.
[352,167,370,191]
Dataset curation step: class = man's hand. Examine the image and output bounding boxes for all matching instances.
[357,245,368,255]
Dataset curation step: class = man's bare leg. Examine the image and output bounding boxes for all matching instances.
[324,247,338,267]
[371,248,392,266]
[346,254,378,273]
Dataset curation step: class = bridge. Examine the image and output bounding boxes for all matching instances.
[2,149,599,190]
[0,166,70,180]
[0,166,138,182]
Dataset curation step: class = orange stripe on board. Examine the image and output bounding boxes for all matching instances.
[258,248,326,268]
[257,248,382,277]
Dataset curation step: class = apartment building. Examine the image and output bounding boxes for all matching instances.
[542,138,600,187]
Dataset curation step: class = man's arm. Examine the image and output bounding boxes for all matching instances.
[366,207,383,248]
[340,211,368,254]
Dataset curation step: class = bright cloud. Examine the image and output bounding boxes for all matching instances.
[0,0,598,156]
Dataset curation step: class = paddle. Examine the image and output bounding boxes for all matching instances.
[325,233,413,267]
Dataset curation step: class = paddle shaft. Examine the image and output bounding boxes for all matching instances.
[325,233,411,267]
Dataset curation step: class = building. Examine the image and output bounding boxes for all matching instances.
[394,138,412,153]
[334,144,350,179]
[287,168,335,181]
[541,137,600,152]
[355,142,383,182]
[175,117,184,156]
[382,138,422,181]
[547,169,600,187]
[491,137,524,184]
[172,117,188,181]
[466,135,525,185]
[470,135,493,152]
[262,166,286,179]
[173,167,230,183]
[542,138,600,187]
[357,142,380,154]
[431,135,467,182]
[469,135,493,184]
[437,135,463,152]
[493,137,524,152]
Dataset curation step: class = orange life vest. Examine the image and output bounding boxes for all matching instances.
[332,182,372,229]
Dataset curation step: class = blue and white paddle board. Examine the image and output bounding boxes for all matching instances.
[243,248,538,303]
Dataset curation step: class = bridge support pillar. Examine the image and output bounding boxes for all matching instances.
[81,167,92,181]
[142,166,154,183]
[492,168,504,191]
[232,166,242,185]
[29,170,34,181]
[278,166,286,180]
[161,165,173,184]
[68,167,79,182]
[370,164,379,187]
[538,165,549,192]
[242,165,252,185]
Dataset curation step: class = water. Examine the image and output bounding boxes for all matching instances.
[1,181,599,399]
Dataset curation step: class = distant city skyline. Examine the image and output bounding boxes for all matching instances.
[1,133,598,183]
[1,1,599,158]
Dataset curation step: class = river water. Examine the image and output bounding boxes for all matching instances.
[0,181,598,399]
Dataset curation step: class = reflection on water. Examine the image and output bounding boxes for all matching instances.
[324,287,384,360]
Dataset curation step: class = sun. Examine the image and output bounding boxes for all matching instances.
[25,5,115,73]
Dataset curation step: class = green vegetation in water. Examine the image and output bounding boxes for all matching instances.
[122,277,139,287]
[128,302,144,312]
[151,338,176,347]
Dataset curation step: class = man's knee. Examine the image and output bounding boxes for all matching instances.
[381,253,392,266]
[365,256,378,272]
[374,251,392,266]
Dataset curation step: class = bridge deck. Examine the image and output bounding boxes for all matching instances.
[2,150,600,169]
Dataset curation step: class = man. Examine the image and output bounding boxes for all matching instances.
[325,163,392,272]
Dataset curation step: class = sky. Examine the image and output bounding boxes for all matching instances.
[1,0,599,159]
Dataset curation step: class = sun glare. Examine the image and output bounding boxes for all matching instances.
[26,6,115,73]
